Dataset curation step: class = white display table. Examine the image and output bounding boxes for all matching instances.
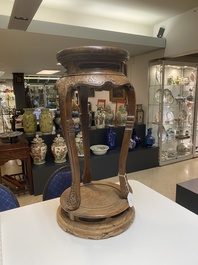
[1,180,198,265]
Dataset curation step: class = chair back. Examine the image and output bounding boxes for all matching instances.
[43,166,82,201]
[0,184,20,212]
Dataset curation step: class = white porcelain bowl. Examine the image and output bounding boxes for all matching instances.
[90,145,109,155]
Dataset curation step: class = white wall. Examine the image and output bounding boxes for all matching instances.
[154,7,198,57]
[127,49,164,123]
[88,91,113,113]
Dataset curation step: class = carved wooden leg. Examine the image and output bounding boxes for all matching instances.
[58,83,81,210]
[118,85,136,197]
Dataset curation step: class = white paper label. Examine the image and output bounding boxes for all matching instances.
[127,192,134,208]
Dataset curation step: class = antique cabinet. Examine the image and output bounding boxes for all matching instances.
[148,59,198,166]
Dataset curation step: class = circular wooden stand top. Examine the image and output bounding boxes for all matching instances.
[56,46,129,75]
[57,181,135,239]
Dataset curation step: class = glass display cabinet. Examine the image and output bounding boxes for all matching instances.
[148,59,198,166]
[28,84,58,109]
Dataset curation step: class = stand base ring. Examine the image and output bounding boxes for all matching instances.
[57,205,135,240]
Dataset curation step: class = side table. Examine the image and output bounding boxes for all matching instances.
[0,134,33,195]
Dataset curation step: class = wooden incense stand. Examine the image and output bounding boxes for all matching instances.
[56,46,136,239]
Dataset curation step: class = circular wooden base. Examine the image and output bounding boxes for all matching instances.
[57,205,135,240]
[57,181,135,239]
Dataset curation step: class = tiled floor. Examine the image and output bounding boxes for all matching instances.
[1,158,198,207]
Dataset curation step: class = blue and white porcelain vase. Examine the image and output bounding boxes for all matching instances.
[144,128,155,148]
[72,110,81,132]
[132,128,141,147]
[129,138,136,151]
[106,125,116,150]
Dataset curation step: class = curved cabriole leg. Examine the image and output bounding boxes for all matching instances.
[78,87,92,183]
[58,83,81,210]
[118,85,136,198]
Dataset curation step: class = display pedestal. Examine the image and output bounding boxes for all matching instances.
[56,46,136,239]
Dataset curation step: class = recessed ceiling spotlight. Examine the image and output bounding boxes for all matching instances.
[157,27,165,38]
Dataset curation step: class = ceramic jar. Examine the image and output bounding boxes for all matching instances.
[22,108,37,135]
[95,107,105,129]
[144,128,155,148]
[177,142,187,155]
[39,108,53,134]
[104,105,114,126]
[51,134,68,163]
[106,125,116,150]
[75,131,84,157]
[116,105,127,126]
[30,135,47,165]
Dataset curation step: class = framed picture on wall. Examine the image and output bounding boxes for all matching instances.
[109,88,126,102]
[97,99,106,109]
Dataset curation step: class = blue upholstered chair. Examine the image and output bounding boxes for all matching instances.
[0,184,20,212]
[43,166,82,201]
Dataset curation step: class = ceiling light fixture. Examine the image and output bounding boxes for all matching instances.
[24,75,60,81]
[36,70,60,75]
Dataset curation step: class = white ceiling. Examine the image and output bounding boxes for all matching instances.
[0,0,198,80]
